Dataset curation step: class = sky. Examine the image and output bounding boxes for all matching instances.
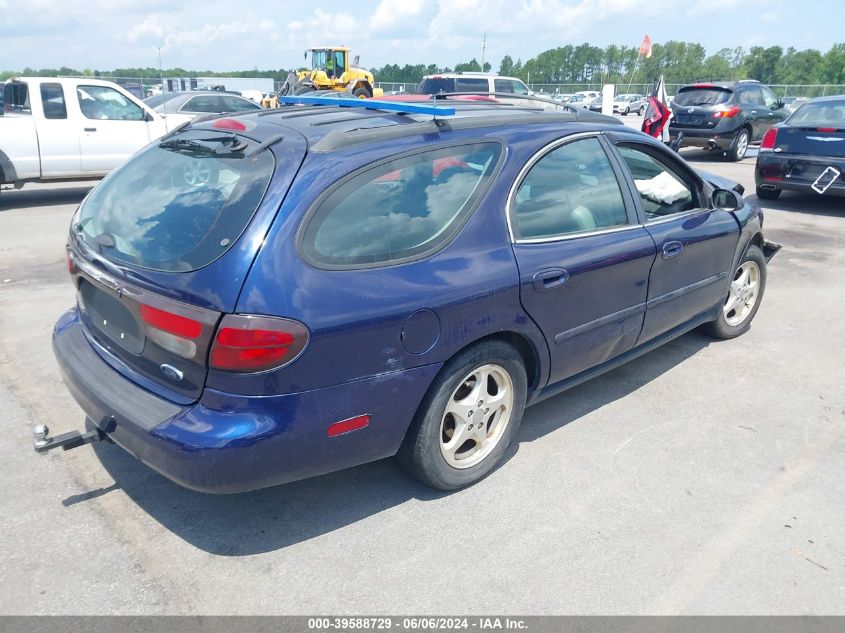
[0,0,840,72]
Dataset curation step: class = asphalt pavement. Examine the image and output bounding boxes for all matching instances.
[0,123,843,615]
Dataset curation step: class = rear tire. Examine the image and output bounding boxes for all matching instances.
[755,186,781,200]
[398,341,527,490]
[727,128,750,162]
[639,105,645,115]
[703,245,767,340]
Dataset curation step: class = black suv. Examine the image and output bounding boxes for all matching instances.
[669,80,788,161]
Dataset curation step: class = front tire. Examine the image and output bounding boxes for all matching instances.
[398,341,527,490]
[352,86,371,98]
[703,245,767,339]
[639,105,645,116]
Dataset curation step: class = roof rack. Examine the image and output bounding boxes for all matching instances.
[278,95,456,117]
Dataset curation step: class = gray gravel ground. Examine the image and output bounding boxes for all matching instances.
[0,123,843,614]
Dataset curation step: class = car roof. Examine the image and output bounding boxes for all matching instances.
[804,95,845,103]
[190,99,624,153]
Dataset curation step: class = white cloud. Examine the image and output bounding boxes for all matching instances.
[370,0,425,31]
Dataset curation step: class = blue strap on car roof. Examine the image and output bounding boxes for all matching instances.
[278,95,456,117]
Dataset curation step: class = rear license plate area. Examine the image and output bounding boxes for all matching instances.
[812,166,840,194]
[673,114,704,126]
[79,279,144,354]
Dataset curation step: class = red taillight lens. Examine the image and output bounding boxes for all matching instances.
[210,315,308,372]
[66,253,75,274]
[212,118,247,131]
[817,127,838,133]
[713,105,741,119]
[760,127,778,150]
[139,304,202,339]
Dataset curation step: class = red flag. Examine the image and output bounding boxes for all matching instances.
[639,34,653,58]
[642,76,671,141]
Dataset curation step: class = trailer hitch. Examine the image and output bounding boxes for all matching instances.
[32,423,110,454]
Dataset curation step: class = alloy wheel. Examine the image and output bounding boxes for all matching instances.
[439,364,514,469]
[724,260,760,326]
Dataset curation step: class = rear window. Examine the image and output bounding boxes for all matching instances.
[673,87,732,107]
[75,130,275,272]
[3,82,31,114]
[787,100,845,127]
[299,143,501,268]
[418,78,455,94]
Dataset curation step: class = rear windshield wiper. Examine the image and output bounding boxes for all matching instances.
[159,135,249,157]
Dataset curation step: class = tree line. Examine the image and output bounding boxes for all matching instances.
[3,41,845,88]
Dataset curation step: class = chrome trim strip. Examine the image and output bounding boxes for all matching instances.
[516,223,642,245]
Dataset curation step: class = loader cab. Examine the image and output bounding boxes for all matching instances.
[309,48,348,79]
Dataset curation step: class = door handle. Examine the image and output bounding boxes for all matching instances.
[662,240,684,259]
[750,110,757,115]
[84,127,97,132]
[532,268,569,292]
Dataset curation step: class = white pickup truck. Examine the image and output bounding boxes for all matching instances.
[1,77,169,191]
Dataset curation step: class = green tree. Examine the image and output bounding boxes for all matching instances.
[499,55,515,76]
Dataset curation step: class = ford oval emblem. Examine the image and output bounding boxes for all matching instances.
[160,364,183,382]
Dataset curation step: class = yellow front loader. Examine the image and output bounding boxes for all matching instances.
[273,47,383,102]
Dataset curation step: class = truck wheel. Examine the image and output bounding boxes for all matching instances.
[352,87,371,99]
[398,341,527,490]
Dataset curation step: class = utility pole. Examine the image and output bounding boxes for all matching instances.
[481,33,487,70]
[157,46,164,93]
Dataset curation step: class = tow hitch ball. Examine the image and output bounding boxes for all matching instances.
[32,424,108,454]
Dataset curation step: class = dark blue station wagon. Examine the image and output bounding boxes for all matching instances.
[42,97,779,492]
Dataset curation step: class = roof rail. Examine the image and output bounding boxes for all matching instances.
[278,95,456,117]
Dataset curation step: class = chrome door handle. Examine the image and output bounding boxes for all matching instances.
[84,127,97,132]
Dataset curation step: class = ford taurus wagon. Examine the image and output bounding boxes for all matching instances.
[41,95,779,492]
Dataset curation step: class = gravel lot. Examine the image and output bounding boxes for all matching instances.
[1,120,843,614]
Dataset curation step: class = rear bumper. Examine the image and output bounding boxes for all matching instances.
[756,153,845,197]
[53,308,441,493]
[669,126,740,150]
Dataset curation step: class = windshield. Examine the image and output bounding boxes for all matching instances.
[787,100,845,127]
[75,130,275,272]
[673,87,732,107]
[311,50,328,70]
[143,94,171,108]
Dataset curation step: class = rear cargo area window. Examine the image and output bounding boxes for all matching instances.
[75,131,275,272]
[300,143,501,268]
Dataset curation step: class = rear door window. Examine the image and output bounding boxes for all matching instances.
[220,95,261,112]
[75,130,275,272]
[512,137,628,240]
[300,143,502,268]
[182,95,223,113]
[40,83,67,119]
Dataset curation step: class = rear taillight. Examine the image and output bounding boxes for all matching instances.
[210,315,308,372]
[817,127,839,133]
[139,304,203,358]
[760,127,778,151]
[712,106,742,119]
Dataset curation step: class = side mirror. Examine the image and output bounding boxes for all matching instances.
[303,51,308,60]
[712,188,741,212]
